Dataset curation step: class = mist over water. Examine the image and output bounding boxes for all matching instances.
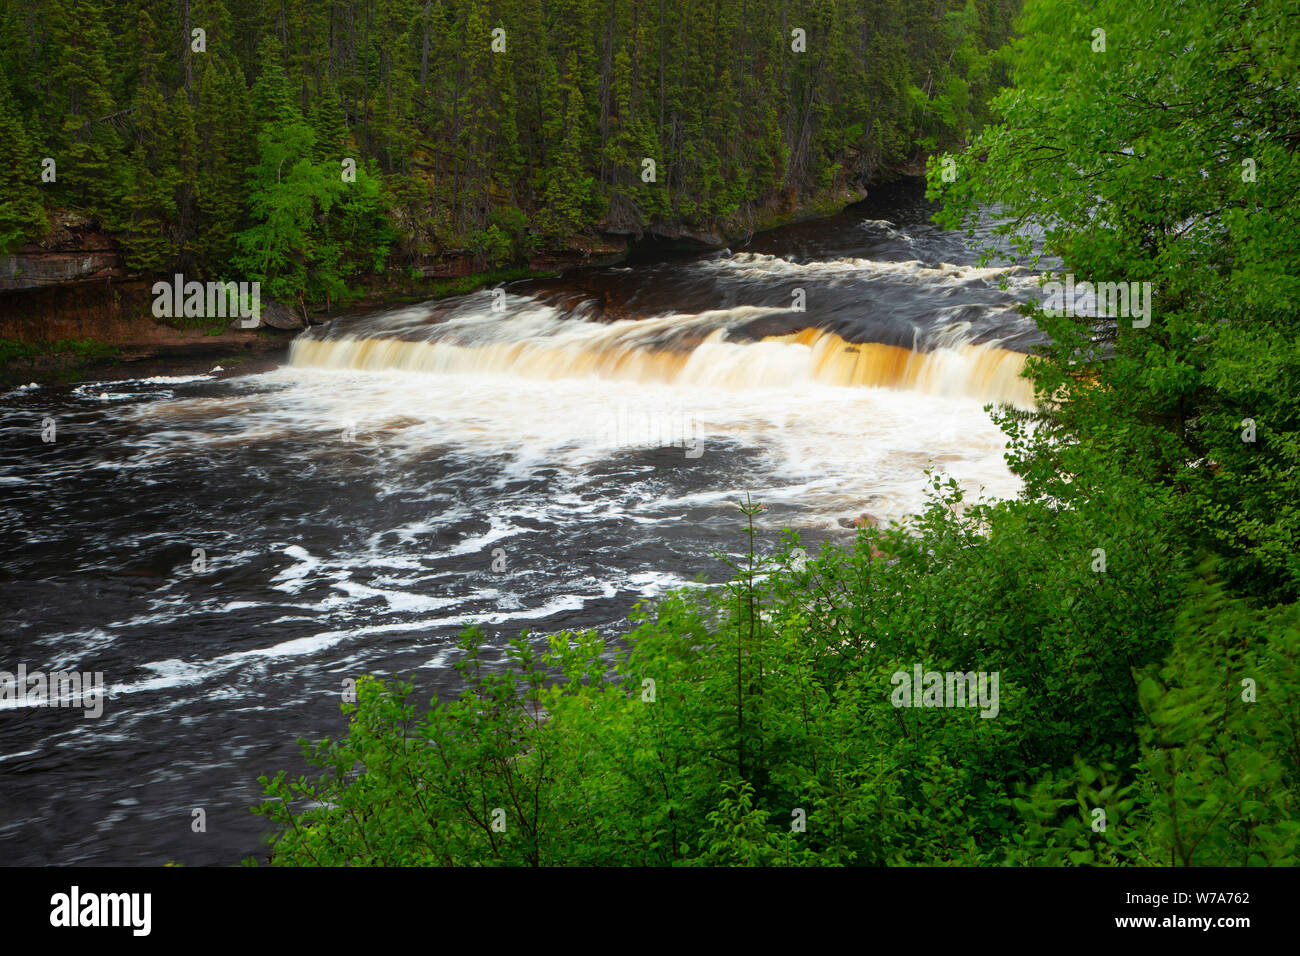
[0,181,1046,865]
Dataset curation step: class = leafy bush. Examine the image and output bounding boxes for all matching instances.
[252,478,1295,867]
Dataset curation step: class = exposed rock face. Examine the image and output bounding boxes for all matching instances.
[639,222,727,247]
[0,279,155,341]
[254,298,305,330]
[528,235,629,272]
[0,212,126,291]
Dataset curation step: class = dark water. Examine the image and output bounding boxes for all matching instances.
[0,179,1045,865]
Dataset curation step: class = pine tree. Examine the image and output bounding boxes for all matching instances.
[194,55,252,272]
[112,9,182,272]
[251,35,300,131]
[311,73,351,160]
[0,69,47,251]
[44,0,121,216]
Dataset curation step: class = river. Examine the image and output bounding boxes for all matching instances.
[0,178,1045,865]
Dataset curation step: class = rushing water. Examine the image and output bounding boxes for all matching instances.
[0,179,1045,865]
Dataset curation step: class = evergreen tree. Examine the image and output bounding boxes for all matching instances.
[194,55,252,272]
[0,69,47,251]
[44,0,121,216]
[114,9,182,271]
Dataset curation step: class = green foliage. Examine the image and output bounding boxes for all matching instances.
[919,0,1300,866]
[1134,570,1300,866]
[0,69,46,251]
[929,0,1300,606]
[233,88,394,309]
[0,0,1016,307]
[1005,760,1142,866]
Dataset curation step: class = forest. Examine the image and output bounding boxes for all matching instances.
[0,0,1017,313]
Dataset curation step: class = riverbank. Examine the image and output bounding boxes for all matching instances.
[0,173,915,387]
[0,267,547,386]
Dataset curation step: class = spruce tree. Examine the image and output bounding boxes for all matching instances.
[0,70,47,252]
